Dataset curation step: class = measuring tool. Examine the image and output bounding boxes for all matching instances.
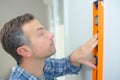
[92,0,104,80]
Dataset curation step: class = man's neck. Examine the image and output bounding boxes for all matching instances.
[19,58,45,78]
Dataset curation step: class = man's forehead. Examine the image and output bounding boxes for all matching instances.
[22,19,44,34]
[22,20,43,29]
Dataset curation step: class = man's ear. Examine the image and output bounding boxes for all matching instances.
[17,45,32,57]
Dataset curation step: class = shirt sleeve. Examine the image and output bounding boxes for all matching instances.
[44,57,82,78]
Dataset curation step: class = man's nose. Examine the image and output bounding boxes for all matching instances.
[48,32,54,40]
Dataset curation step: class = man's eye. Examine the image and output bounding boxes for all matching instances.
[39,32,44,36]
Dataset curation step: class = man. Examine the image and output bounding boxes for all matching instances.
[0,13,98,80]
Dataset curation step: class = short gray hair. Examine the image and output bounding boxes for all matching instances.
[0,13,34,63]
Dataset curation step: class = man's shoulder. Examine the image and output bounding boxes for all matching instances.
[9,64,28,80]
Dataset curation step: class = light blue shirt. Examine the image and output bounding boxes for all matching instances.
[9,57,82,80]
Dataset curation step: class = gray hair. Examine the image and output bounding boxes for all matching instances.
[0,13,34,63]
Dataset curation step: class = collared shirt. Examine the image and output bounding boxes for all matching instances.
[9,57,82,80]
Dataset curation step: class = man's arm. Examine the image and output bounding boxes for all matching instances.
[44,57,82,78]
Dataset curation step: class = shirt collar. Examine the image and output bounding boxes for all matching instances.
[14,64,44,80]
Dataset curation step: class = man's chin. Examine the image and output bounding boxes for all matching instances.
[51,48,56,54]
[51,50,56,55]
[46,50,56,58]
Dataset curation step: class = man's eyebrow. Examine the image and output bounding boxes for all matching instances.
[36,27,44,32]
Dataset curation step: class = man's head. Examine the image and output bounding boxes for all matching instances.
[0,13,56,64]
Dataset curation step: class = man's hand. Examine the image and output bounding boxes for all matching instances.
[70,34,98,69]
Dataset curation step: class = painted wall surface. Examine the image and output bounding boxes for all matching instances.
[64,0,94,80]
[104,0,120,80]
[64,0,120,80]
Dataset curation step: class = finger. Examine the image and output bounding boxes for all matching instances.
[87,40,98,54]
[88,34,98,47]
[84,61,96,69]
[85,34,98,48]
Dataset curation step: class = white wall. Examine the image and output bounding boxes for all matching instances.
[64,0,94,80]
[0,0,48,79]
[104,0,120,80]
[64,0,120,80]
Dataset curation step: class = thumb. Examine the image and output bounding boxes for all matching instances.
[84,61,96,69]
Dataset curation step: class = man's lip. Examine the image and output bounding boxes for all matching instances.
[51,40,55,46]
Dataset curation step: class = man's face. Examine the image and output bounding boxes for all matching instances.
[22,19,56,59]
